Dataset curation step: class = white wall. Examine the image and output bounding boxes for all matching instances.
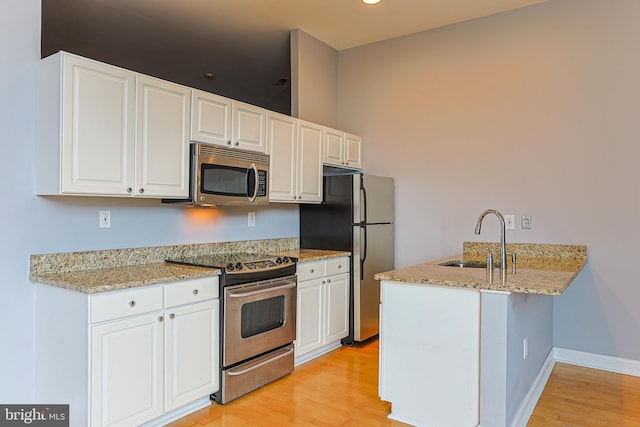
[290,29,339,127]
[0,0,298,401]
[338,0,640,361]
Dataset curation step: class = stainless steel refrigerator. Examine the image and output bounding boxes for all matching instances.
[300,172,395,343]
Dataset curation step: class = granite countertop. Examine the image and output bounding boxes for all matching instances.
[29,238,350,294]
[374,242,587,296]
[278,248,351,263]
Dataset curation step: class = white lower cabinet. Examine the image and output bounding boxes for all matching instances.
[91,312,164,427]
[35,276,219,427]
[295,257,350,364]
[164,299,219,412]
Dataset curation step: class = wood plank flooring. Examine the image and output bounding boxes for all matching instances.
[527,362,640,427]
[168,340,640,427]
[167,339,408,426]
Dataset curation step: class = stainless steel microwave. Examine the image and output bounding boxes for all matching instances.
[163,143,269,207]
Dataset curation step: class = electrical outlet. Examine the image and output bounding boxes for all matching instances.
[248,211,256,227]
[521,215,532,229]
[523,337,528,360]
[504,214,515,230]
[99,210,111,229]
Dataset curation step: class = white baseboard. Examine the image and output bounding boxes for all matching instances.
[509,350,556,427]
[294,340,342,366]
[510,347,640,427]
[552,347,640,376]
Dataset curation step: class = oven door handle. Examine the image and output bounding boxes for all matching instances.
[227,281,296,298]
[227,346,294,376]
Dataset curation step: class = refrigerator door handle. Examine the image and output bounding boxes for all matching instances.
[360,176,368,281]
[360,223,367,280]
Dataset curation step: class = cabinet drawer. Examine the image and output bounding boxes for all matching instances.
[297,260,324,282]
[165,276,219,308]
[91,285,163,324]
[326,257,350,276]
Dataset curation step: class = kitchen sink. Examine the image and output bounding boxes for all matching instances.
[438,260,487,268]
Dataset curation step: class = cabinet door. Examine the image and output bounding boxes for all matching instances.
[296,120,323,203]
[135,75,190,198]
[165,299,219,411]
[232,100,266,152]
[295,278,324,357]
[91,312,163,427]
[344,133,363,170]
[61,54,135,195]
[267,111,298,202]
[324,273,350,343]
[323,127,345,166]
[190,89,232,146]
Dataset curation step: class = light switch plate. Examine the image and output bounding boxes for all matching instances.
[521,215,532,229]
[504,214,515,230]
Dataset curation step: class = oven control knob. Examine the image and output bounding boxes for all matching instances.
[235,262,243,270]
[283,256,290,264]
[226,263,235,271]
[275,257,283,265]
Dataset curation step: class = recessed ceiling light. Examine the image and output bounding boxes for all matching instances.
[204,72,216,79]
[362,0,382,4]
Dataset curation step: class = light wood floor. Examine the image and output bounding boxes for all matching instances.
[167,339,408,426]
[168,340,640,427]
[527,362,640,426]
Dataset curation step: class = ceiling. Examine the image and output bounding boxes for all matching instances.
[42,0,547,115]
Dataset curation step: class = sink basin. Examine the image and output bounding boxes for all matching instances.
[438,260,487,268]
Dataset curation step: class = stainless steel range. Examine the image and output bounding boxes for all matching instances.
[166,253,296,404]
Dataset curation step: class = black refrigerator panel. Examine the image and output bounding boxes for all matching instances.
[300,174,354,252]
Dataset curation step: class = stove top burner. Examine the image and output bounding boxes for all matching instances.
[165,252,295,274]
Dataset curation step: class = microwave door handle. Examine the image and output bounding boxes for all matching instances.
[247,163,258,202]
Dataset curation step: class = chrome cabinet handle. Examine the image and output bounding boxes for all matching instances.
[129,301,136,307]
[169,313,175,319]
[127,187,133,193]
[227,140,232,145]
[193,289,199,295]
[338,264,342,269]
[327,279,331,283]
[309,269,314,273]
[139,188,144,194]
[322,280,326,284]
[158,316,164,322]
[234,141,239,146]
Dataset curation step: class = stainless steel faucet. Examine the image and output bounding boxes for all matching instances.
[474,209,507,273]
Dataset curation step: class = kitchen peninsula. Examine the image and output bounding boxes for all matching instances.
[375,242,586,427]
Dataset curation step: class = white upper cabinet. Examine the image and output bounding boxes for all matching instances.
[267,112,323,203]
[267,111,297,201]
[297,120,324,203]
[135,75,190,198]
[191,89,267,153]
[323,127,362,170]
[37,51,190,198]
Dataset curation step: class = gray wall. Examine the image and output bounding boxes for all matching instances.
[0,0,298,402]
[338,0,640,361]
[290,29,339,127]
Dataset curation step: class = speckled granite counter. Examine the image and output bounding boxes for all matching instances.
[29,238,350,294]
[374,242,586,296]
[278,248,351,263]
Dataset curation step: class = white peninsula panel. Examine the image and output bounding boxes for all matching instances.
[379,281,481,427]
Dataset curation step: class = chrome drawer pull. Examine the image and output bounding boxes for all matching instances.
[129,301,136,307]
[193,289,199,295]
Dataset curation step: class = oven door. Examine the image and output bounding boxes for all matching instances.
[223,275,296,367]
